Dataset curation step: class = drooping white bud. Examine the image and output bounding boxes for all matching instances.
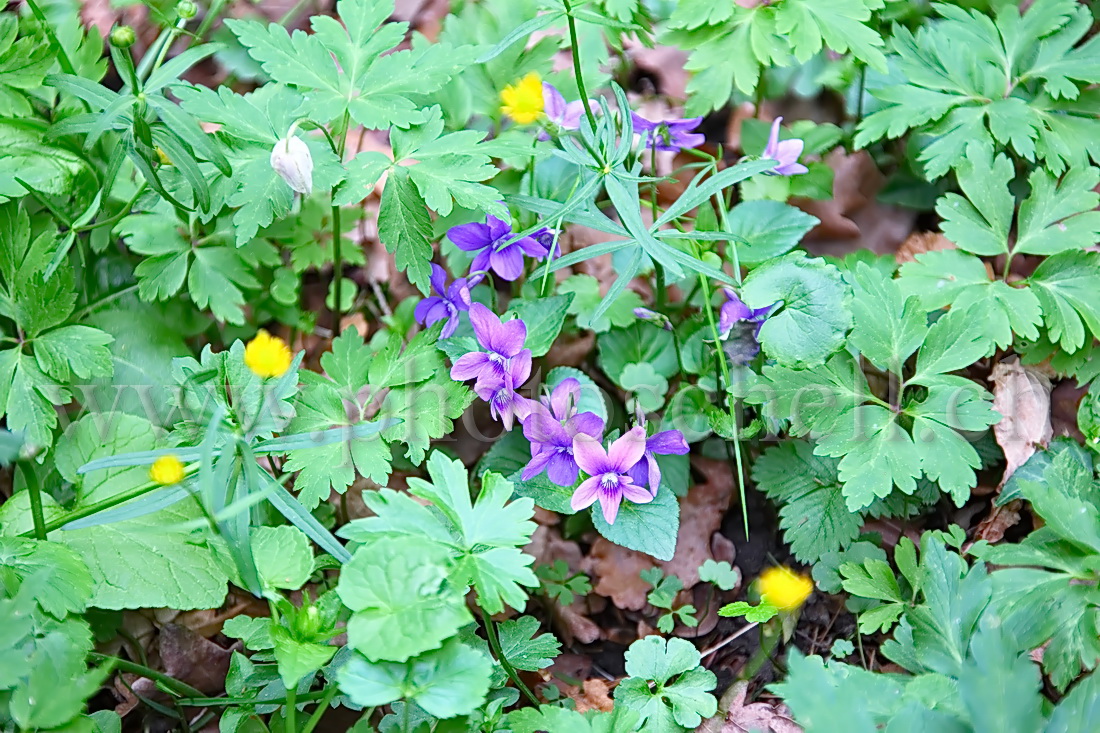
[270,135,313,195]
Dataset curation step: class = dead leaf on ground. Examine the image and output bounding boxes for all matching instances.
[975,500,1022,544]
[991,356,1053,487]
[566,678,616,713]
[660,457,735,588]
[586,538,655,611]
[799,150,915,258]
[696,682,801,733]
[894,231,956,265]
[130,623,233,700]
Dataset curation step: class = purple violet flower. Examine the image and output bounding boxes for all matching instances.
[719,289,777,364]
[414,264,472,339]
[762,117,808,176]
[522,378,606,486]
[450,303,528,390]
[571,426,651,524]
[475,351,534,431]
[448,215,550,282]
[540,83,596,140]
[625,412,690,496]
[631,112,705,153]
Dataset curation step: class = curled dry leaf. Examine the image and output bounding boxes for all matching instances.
[697,682,802,733]
[587,538,656,611]
[567,678,616,713]
[991,356,1053,486]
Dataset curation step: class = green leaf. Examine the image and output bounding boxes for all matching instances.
[227,0,473,129]
[345,453,537,614]
[32,325,113,382]
[1028,250,1100,352]
[936,143,1016,256]
[958,619,1043,733]
[616,636,717,731]
[911,307,992,384]
[726,199,818,265]
[597,323,678,384]
[337,639,492,719]
[510,705,642,733]
[496,616,561,672]
[337,535,472,663]
[591,486,679,562]
[560,273,643,333]
[752,441,863,563]
[379,167,434,294]
[271,625,336,688]
[698,560,739,591]
[505,293,574,358]
[252,526,314,592]
[847,263,926,374]
[717,601,778,623]
[0,537,92,617]
[840,559,903,603]
[741,252,852,367]
[899,250,1042,348]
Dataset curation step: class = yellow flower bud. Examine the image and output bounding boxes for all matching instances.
[149,455,185,485]
[758,566,813,611]
[244,329,293,379]
[500,72,545,125]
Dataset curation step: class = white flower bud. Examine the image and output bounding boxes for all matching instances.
[270,135,313,195]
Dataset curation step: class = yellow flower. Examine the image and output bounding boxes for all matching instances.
[244,329,293,379]
[500,72,544,124]
[149,455,185,485]
[758,566,813,611]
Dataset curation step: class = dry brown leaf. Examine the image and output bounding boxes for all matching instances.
[991,356,1053,486]
[975,500,1022,544]
[697,683,801,733]
[130,624,232,699]
[660,457,735,588]
[799,150,915,258]
[894,231,956,265]
[587,538,655,610]
[567,679,616,713]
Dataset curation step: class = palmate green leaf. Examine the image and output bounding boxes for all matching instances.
[1028,250,1100,352]
[910,385,998,505]
[1047,669,1100,733]
[31,325,113,382]
[270,625,336,688]
[0,15,53,113]
[338,639,492,719]
[616,636,717,732]
[910,306,992,384]
[496,615,561,672]
[771,651,896,732]
[747,352,871,436]
[0,350,65,451]
[899,250,1042,349]
[855,0,1100,177]
[663,0,885,115]
[559,273,643,333]
[0,537,92,618]
[227,0,473,129]
[597,323,678,384]
[337,536,471,663]
[752,441,863,563]
[741,252,852,367]
[504,293,574,357]
[938,142,1100,257]
[344,453,537,614]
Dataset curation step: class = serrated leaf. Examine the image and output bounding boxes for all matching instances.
[1028,250,1100,352]
[496,616,561,671]
[592,485,679,562]
[379,167,434,293]
[616,636,717,731]
[847,263,926,374]
[252,526,314,591]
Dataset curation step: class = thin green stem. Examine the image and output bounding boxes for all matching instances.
[699,274,749,538]
[330,111,351,332]
[141,18,187,83]
[285,685,297,733]
[76,182,148,233]
[178,690,331,708]
[18,468,197,538]
[561,0,597,131]
[193,0,229,43]
[89,654,206,698]
[482,611,540,706]
[301,684,339,733]
[20,463,46,541]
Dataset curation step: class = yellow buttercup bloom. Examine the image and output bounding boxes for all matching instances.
[149,455,185,485]
[244,329,293,379]
[500,72,544,124]
[758,566,813,611]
